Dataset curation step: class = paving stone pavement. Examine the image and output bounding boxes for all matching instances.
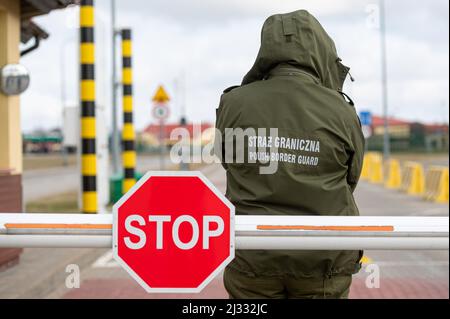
[0,247,103,298]
[57,263,449,299]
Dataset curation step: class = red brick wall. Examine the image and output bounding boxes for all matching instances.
[0,173,22,268]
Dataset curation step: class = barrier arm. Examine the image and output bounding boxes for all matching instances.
[0,214,448,250]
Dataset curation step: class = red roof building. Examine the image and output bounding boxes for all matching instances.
[424,124,449,134]
[142,123,213,140]
[371,115,411,127]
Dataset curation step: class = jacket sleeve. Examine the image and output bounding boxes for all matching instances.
[347,112,365,193]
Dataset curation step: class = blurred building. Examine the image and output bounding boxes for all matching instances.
[0,0,75,268]
[139,123,214,151]
[368,115,449,152]
[23,128,63,153]
[423,124,450,152]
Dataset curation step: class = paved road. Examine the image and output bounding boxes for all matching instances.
[392,154,449,169]
[2,163,448,299]
[23,155,173,203]
[353,179,448,298]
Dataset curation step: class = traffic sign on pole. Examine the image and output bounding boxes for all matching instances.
[152,85,170,103]
[359,111,373,126]
[152,103,170,121]
[112,171,235,293]
[362,125,373,139]
[151,85,170,169]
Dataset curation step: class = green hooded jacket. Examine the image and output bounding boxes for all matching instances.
[215,10,365,279]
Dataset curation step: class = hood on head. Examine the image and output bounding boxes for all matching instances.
[242,10,351,91]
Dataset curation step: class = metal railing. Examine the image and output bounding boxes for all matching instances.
[0,213,448,250]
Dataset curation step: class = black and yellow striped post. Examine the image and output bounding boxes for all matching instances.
[121,29,136,193]
[80,0,97,214]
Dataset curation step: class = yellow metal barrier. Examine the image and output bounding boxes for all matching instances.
[368,153,384,184]
[385,159,402,189]
[361,152,384,183]
[360,154,371,180]
[401,162,425,196]
[362,154,447,204]
[424,167,449,203]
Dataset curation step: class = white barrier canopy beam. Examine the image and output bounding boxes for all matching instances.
[0,213,448,250]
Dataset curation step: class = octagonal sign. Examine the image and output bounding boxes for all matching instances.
[113,171,235,293]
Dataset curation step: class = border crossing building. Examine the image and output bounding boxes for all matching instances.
[0,0,74,268]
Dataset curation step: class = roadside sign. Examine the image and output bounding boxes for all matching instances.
[359,111,373,126]
[152,103,170,121]
[362,125,373,139]
[113,171,235,293]
[151,85,171,169]
[152,85,170,103]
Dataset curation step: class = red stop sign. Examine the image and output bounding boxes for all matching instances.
[113,171,235,293]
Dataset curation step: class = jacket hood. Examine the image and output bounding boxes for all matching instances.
[242,10,351,91]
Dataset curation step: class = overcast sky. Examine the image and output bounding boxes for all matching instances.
[20,0,449,133]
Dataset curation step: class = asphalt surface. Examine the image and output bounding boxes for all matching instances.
[2,161,448,299]
[392,154,449,169]
[23,155,173,203]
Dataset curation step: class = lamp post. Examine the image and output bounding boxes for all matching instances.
[111,0,120,175]
[379,0,390,159]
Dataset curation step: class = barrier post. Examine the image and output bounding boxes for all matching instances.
[369,153,384,184]
[435,168,449,203]
[360,153,371,180]
[80,0,97,213]
[1,214,449,250]
[402,162,425,196]
[121,29,136,193]
[425,166,449,203]
[385,159,402,189]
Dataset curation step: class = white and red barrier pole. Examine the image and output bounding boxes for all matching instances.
[0,214,448,250]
